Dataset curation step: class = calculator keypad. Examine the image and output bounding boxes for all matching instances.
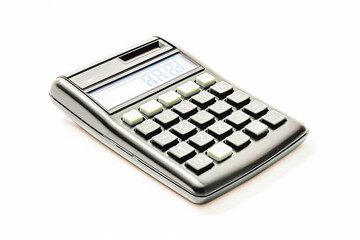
[123,72,289,176]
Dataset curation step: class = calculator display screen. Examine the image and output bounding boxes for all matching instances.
[89,53,197,110]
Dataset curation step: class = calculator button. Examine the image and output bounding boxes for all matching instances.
[207,142,233,162]
[261,110,287,128]
[154,110,180,128]
[225,132,251,150]
[209,81,234,98]
[140,100,163,117]
[122,110,144,126]
[244,120,269,139]
[188,131,215,151]
[186,154,214,175]
[207,120,233,140]
[135,119,161,139]
[225,110,251,129]
[191,91,216,108]
[243,100,268,118]
[177,81,200,98]
[158,90,181,107]
[226,90,250,108]
[151,130,178,151]
[189,110,215,129]
[171,120,197,140]
[168,142,196,163]
[172,100,198,118]
[208,100,233,119]
[195,72,216,88]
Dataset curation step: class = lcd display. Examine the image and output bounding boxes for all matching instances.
[90,53,197,110]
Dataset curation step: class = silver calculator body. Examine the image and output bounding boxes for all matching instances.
[50,36,308,204]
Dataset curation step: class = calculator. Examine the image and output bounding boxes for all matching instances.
[49,36,308,204]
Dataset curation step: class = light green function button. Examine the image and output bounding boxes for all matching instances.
[122,109,144,126]
[225,131,250,150]
[177,81,200,98]
[207,142,233,162]
[158,90,181,107]
[140,99,163,117]
[195,72,216,88]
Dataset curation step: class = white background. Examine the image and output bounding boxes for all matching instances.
[1,1,359,239]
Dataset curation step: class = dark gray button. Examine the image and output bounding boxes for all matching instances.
[225,131,251,150]
[244,120,269,139]
[186,153,214,175]
[208,100,233,119]
[243,100,268,118]
[151,130,178,151]
[226,90,250,108]
[210,81,234,98]
[171,120,197,140]
[188,131,215,151]
[168,142,196,163]
[172,100,198,118]
[207,120,233,139]
[191,91,216,108]
[189,110,215,129]
[154,110,179,128]
[135,119,161,139]
[261,110,287,128]
[225,110,251,129]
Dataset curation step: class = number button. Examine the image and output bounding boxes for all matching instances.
[172,100,198,118]
[225,132,251,150]
[188,131,215,151]
[210,81,234,98]
[168,142,196,163]
[177,81,200,98]
[226,90,250,108]
[207,121,233,140]
[207,142,233,162]
[158,90,182,107]
[261,110,287,128]
[140,100,163,117]
[154,110,180,128]
[244,120,269,139]
[225,110,251,129]
[171,120,197,140]
[135,120,161,139]
[186,154,214,175]
[243,100,268,118]
[208,100,233,119]
[189,110,215,129]
[122,109,144,126]
[191,91,216,108]
[151,130,178,151]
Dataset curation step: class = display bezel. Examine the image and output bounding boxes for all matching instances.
[86,50,203,114]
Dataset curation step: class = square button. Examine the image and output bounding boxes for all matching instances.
[171,120,197,140]
[207,121,233,140]
[154,110,180,128]
[210,81,234,98]
[122,110,144,126]
[225,110,251,129]
[243,100,268,118]
[207,142,233,162]
[186,154,214,175]
[261,110,287,128]
[177,81,200,98]
[244,120,269,139]
[151,130,178,151]
[208,100,233,119]
[226,90,250,108]
[189,110,215,129]
[195,72,216,88]
[191,91,216,108]
[135,120,161,139]
[140,100,163,117]
[225,132,250,150]
[168,142,196,163]
[188,131,215,151]
[158,90,182,107]
[172,100,198,118]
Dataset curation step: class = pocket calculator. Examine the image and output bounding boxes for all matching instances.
[50,36,308,204]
